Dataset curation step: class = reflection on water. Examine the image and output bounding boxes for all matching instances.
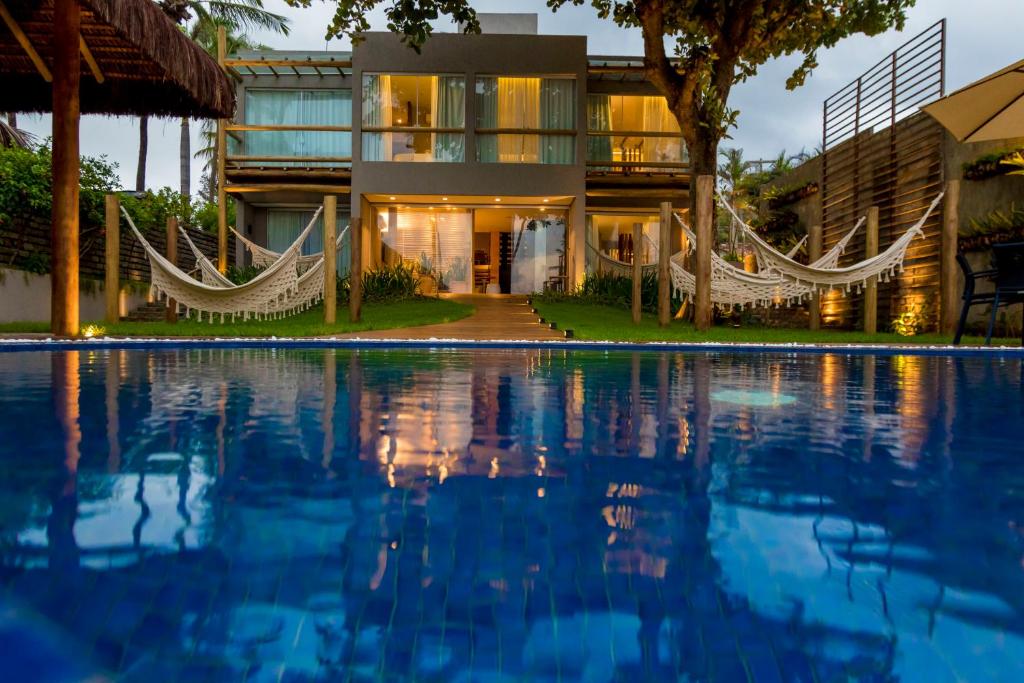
[0,348,1022,681]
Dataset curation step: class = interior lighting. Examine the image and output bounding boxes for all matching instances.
[494,198,502,202]
[442,197,449,201]
[543,198,550,203]
[389,196,396,201]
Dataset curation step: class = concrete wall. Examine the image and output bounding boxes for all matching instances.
[0,269,148,324]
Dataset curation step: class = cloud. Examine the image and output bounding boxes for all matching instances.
[18,0,1022,191]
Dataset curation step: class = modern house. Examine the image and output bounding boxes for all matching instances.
[223,13,687,294]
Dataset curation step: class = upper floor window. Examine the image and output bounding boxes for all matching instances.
[362,74,466,162]
[241,89,351,167]
[475,77,577,164]
[587,95,686,171]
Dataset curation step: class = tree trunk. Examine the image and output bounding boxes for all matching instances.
[6,112,15,127]
[179,117,190,199]
[687,137,718,220]
[136,115,148,192]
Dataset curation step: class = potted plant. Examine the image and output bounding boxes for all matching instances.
[416,252,438,296]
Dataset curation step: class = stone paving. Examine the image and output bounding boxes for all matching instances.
[337,294,567,341]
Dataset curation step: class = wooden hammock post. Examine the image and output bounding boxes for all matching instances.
[694,175,714,332]
[658,202,672,327]
[51,0,81,337]
[165,216,178,322]
[864,206,879,334]
[350,214,363,323]
[631,222,642,324]
[323,194,337,324]
[940,179,960,335]
[104,194,119,324]
[808,223,822,331]
[215,25,228,273]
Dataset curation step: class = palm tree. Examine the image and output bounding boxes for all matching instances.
[718,148,751,252]
[135,1,290,196]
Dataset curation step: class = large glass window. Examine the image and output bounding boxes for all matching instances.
[362,74,466,162]
[587,95,685,171]
[377,208,473,292]
[243,89,351,167]
[475,77,576,164]
[267,209,351,275]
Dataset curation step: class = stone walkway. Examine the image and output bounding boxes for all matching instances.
[338,294,566,341]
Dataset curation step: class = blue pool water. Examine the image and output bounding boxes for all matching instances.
[0,348,1021,682]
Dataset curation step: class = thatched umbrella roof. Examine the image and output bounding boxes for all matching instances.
[0,0,234,118]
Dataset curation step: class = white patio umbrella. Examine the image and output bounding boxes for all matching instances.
[923,58,1024,142]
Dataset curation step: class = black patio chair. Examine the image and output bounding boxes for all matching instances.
[953,253,997,345]
[984,241,1024,346]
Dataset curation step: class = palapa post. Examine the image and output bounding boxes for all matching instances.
[165,216,178,323]
[51,0,81,337]
[104,194,120,324]
[323,195,337,324]
[631,222,642,324]
[216,25,228,273]
[808,224,823,331]
[864,206,880,335]
[658,202,672,327]
[694,175,714,332]
[940,180,960,335]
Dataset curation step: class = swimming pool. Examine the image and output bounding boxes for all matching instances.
[0,347,1021,681]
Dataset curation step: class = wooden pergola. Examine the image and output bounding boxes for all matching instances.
[0,0,234,336]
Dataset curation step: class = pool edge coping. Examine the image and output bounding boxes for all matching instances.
[1,336,1022,357]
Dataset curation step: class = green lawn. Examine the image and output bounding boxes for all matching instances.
[534,300,1019,346]
[0,298,473,337]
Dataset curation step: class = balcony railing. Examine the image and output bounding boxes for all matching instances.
[586,130,688,174]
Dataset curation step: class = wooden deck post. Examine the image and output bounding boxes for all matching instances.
[808,223,822,331]
[631,222,642,324]
[349,214,363,323]
[323,195,337,324]
[51,0,81,337]
[864,206,879,334]
[104,194,119,324]
[658,202,672,327]
[165,216,178,322]
[694,175,714,332]
[215,25,228,273]
[940,180,960,335]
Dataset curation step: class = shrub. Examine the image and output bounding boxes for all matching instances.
[542,271,680,314]
[225,264,265,285]
[338,262,421,303]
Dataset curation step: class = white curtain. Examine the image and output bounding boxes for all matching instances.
[498,77,540,162]
[540,78,576,164]
[361,75,393,161]
[431,76,465,162]
[641,96,683,167]
[245,89,351,167]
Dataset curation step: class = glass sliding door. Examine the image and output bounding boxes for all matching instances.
[377,208,473,293]
[509,212,566,294]
[244,89,351,167]
[586,214,661,269]
[266,209,351,275]
[476,76,576,164]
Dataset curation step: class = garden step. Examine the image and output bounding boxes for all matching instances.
[121,302,170,323]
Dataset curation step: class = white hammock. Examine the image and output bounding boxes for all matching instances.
[177,226,234,287]
[730,193,944,294]
[263,224,351,315]
[716,193,864,274]
[230,224,337,273]
[671,215,817,307]
[122,207,320,322]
